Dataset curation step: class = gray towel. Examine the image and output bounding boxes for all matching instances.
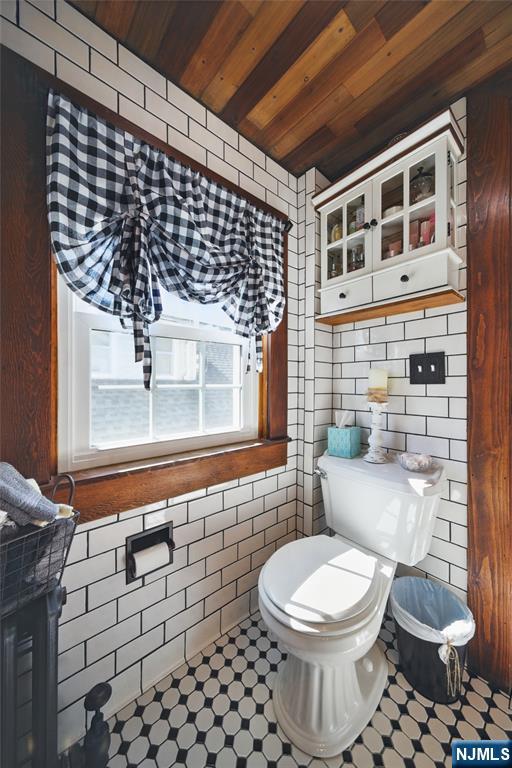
[0,462,59,527]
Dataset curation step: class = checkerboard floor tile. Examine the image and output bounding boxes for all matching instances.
[107,612,511,768]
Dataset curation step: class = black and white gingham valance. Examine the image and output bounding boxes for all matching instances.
[46,90,289,388]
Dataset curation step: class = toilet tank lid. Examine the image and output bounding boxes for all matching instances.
[317,453,447,497]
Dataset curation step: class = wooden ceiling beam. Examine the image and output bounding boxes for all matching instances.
[375,0,429,40]
[432,33,512,105]
[239,0,265,16]
[344,0,469,99]
[201,1,305,113]
[67,0,512,180]
[280,126,339,172]
[246,8,356,130]
[242,19,385,155]
[180,1,254,96]
[270,84,354,160]
[220,0,345,125]
[318,31,512,179]
[343,0,386,32]
[354,28,486,136]
[155,0,223,82]
[123,1,178,62]
[310,1,509,175]
[252,0,506,171]
[72,0,139,38]
[482,5,512,49]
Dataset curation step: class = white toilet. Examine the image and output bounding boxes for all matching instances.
[258,454,447,758]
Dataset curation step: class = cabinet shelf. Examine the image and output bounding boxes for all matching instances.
[315,287,464,326]
[409,193,436,213]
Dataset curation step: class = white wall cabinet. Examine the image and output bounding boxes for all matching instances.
[314,110,464,321]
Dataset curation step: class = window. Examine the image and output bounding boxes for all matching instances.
[58,280,259,471]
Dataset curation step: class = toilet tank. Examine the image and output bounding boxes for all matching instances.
[316,454,447,566]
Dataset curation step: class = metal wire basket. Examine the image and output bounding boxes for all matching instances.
[0,474,79,617]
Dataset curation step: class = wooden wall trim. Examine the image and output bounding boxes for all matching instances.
[467,76,512,692]
[0,47,289,517]
[0,48,56,483]
[43,439,288,523]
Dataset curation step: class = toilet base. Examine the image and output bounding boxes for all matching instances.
[272,642,388,758]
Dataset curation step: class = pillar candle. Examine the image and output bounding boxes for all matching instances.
[367,368,388,403]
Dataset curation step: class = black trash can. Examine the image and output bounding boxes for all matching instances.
[390,577,475,704]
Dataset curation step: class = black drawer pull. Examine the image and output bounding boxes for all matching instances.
[370,218,378,227]
[363,222,371,230]
[400,274,410,283]
[339,292,347,299]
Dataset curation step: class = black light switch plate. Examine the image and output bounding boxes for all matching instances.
[409,352,446,384]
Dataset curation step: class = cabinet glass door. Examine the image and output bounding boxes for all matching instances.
[447,150,457,250]
[380,172,405,263]
[374,143,445,269]
[326,206,344,280]
[324,183,371,284]
[408,153,436,255]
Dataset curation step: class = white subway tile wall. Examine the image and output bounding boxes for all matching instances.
[0,4,471,757]
[331,99,468,602]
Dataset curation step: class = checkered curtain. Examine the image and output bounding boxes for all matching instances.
[47,90,289,388]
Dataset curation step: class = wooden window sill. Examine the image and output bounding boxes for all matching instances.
[42,438,289,523]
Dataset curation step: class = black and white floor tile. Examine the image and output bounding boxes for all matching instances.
[108,613,511,768]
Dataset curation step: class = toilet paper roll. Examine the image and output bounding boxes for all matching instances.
[131,542,170,578]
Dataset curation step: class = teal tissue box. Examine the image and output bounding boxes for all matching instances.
[327,426,361,458]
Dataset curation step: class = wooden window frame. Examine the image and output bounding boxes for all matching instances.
[0,47,289,523]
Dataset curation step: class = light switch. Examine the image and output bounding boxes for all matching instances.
[409,352,446,384]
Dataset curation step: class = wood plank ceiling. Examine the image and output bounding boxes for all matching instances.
[69,0,512,180]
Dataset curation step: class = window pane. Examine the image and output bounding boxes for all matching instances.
[90,330,150,447]
[154,337,199,384]
[205,342,239,385]
[91,386,150,446]
[159,292,234,332]
[204,389,238,431]
[153,388,200,438]
[91,329,141,379]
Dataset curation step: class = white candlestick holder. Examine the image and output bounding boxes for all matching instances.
[364,401,388,464]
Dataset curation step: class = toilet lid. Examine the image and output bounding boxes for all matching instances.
[261,535,379,624]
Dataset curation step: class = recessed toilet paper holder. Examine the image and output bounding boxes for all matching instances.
[125,522,175,584]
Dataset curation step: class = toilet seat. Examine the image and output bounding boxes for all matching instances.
[261,535,382,627]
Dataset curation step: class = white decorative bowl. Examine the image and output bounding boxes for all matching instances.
[398,452,434,472]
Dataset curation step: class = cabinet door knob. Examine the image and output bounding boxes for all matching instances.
[370,218,378,227]
[339,292,347,299]
[363,222,371,230]
[400,274,410,283]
